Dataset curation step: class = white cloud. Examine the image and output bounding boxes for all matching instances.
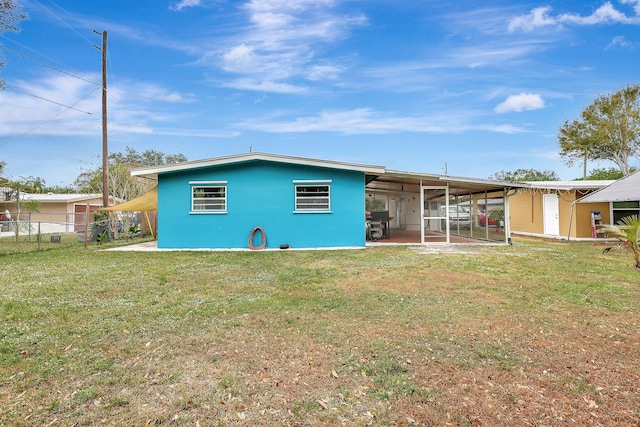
[508,2,640,33]
[307,64,343,81]
[236,108,529,135]
[214,0,366,92]
[222,78,309,94]
[238,108,441,134]
[170,0,202,11]
[606,35,634,49]
[134,84,197,103]
[621,0,640,14]
[222,44,258,73]
[0,74,101,137]
[0,73,199,141]
[494,93,545,113]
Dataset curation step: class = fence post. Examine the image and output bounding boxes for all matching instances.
[84,209,89,249]
[37,221,41,251]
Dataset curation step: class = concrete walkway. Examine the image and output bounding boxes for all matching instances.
[105,241,365,252]
[106,240,501,253]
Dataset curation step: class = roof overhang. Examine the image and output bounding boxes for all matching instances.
[367,169,524,197]
[129,152,526,197]
[576,171,640,203]
[525,180,614,192]
[16,193,119,204]
[132,152,387,179]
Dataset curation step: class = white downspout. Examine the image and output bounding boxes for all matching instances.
[567,199,578,241]
[445,184,450,244]
[420,179,424,244]
[504,187,517,245]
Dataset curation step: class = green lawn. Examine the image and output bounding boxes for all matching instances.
[1,238,639,425]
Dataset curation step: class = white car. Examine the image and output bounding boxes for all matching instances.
[440,205,471,227]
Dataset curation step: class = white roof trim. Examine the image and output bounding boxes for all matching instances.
[577,171,640,203]
[383,169,522,188]
[524,180,614,191]
[17,193,115,203]
[132,152,387,178]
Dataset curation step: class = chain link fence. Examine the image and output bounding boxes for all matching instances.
[0,211,153,255]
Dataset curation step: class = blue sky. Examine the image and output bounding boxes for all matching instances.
[1,0,639,187]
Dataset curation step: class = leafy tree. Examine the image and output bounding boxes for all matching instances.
[0,162,52,193]
[108,146,188,168]
[0,1,23,32]
[1,0,26,89]
[579,166,639,181]
[2,175,46,194]
[601,215,640,270]
[489,168,559,182]
[1,176,43,241]
[74,146,187,200]
[558,84,640,176]
[43,185,79,194]
[16,175,46,193]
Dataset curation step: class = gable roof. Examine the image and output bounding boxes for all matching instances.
[130,152,527,196]
[577,171,640,203]
[132,152,387,179]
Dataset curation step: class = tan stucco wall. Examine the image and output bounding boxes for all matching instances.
[575,202,610,238]
[510,189,612,239]
[3,197,106,223]
[509,190,543,234]
[3,201,69,222]
[558,193,575,238]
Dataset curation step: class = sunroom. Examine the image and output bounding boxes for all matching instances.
[365,170,521,245]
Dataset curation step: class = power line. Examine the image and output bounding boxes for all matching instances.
[0,100,51,113]
[35,3,190,156]
[4,85,94,114]
[0,45,98,85]
[33,0,97,47]
[106,90,194,158]
[0,87,99,148]
[5,0,193,160]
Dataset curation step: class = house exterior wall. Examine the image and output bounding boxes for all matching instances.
[157,161,366,249]
[558,193,574,237]
[509,191,543,235]
[510,189,611,239]
[26,202,69,223]
[575,202,610,237]
[3,198,104,223]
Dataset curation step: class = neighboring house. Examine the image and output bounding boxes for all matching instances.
[576,171,640,225]
[1,191,119,234]
[509,180,614,240]
[131,152,522,250]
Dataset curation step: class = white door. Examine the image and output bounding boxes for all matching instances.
[543,194,560,236]
[389,198,398,228]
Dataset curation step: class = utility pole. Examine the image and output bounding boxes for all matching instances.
[94,30,109,208]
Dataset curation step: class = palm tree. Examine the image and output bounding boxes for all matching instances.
[601,215,640,269]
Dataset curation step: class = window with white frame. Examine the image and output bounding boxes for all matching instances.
[190,181,227,213]
[294,180,331,212]
[612,201,640,223]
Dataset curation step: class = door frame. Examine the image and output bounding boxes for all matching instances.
[420,183,449,244]
[543,194,560,236]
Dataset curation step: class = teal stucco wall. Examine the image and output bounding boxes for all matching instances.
[156,160,366,249]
